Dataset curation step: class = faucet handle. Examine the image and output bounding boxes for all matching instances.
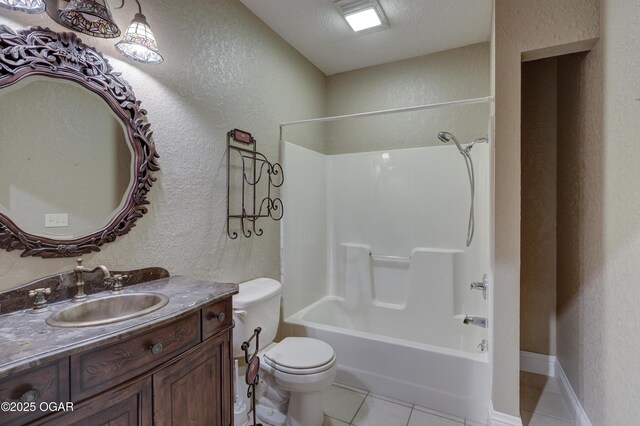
[108,274,129,292]
[469,274,488,300]
[75,258,84,268]
[28,288,52,312]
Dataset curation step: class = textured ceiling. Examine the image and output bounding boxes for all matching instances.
[239,0,493,75]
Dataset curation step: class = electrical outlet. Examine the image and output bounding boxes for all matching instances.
[45,214,69,228]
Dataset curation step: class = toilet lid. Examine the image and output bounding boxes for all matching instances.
[264,337,335,372]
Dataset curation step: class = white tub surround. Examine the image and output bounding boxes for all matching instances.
[282,141,491,422]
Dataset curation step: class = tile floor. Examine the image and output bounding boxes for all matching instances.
[520,371,575,426]
[256,374,574,426]
[321,383,484,426]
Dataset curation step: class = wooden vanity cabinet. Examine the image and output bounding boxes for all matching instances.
[70,312,201,401]
[0,359,69,426]
[40,376,153,426]
[153,332,231,426]
[1,297,234,426]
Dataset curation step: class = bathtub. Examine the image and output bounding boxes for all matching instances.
[285,296,490,423]
[281,142,491,423]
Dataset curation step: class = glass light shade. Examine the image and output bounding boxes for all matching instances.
[58,0,120,38]
[115,14,164,64]
[0,0,45,14]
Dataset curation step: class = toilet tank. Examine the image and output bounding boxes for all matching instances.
[232,278,282,358]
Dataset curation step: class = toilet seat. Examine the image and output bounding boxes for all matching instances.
[264,337,336,375]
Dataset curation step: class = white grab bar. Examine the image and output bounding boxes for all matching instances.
[370,253,411,263]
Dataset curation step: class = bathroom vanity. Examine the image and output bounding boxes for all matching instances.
[0,274,237,426]
[0,26,240,425]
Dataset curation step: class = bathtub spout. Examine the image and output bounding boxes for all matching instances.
[463,315,487,328]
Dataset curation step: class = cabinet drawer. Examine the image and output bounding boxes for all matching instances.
[71,313,200,401]
[202,298,232,340]
[0,358,69,426]
[37,376,152,426]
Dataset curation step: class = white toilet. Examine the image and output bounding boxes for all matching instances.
[233,278,337,426]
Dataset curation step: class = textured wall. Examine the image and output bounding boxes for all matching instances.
[0,0,326,290]
[325,43,490,155]
[519,49,608,424]
[594,0,640,423]
[556,50,605,425]
[520,58,558,357]
[494,0,599,417]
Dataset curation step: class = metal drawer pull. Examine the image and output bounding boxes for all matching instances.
[207,311,226,322]
[150,342,163,355]
[20,389,41,403]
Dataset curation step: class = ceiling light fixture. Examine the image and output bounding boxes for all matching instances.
[0,0,45,14]
[58,0,121,38]
[345,8,381,32]
[335,0,388,33]
[115,0,164,64]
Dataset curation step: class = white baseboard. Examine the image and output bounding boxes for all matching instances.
[520,350,557,377]
[520,351,592,426]
[556,361,592,426]
[488,401,523,426]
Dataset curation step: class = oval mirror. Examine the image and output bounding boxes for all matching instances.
[0,26,159,258]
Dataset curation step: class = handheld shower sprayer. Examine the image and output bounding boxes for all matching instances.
[438,132,488,154]
[437,131,465,154]
[437,131,488,247]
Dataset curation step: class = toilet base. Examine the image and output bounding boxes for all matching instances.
[256,392,325,426]
[285,391,324,426]
[255,371,328,426]
[256,403,287,426]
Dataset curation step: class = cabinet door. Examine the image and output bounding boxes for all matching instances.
[38,376,152,426]
[153,332,231,426]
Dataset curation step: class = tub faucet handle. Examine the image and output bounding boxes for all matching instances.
[470,274,488,299]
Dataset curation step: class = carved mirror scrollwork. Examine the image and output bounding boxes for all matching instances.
[0,26,159,258]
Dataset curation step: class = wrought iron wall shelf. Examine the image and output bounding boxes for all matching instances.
[227,129,283,239]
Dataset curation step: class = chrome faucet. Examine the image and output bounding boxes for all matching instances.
[463,315,487,328]
[470,274,488,299]
[73,258,111,301]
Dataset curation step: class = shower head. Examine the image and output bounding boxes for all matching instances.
[437,131,464,154]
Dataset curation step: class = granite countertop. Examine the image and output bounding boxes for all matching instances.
[0,276,238,379]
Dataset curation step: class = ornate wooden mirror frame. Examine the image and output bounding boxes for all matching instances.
[0,26,159,258]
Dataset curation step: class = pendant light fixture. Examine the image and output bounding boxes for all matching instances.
[115,0,163,64]
[0,0,45,14]
[58,0,121,38]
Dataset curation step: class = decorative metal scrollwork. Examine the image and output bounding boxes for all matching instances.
[242,327,263,426]
[227,129,284,239]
